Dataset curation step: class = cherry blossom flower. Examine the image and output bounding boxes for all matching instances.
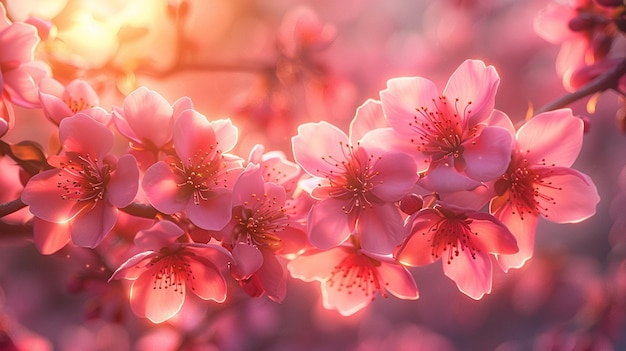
[288,240,419,316]
[21,113,139,248]
[379,59,513,192]
[291,118,418,255]
[209,164,307,302]
[534,0,619,91]
[396,204,518,300]
[490,109,600,271]
[247,143,302,193]
[112,86,194,154]
[110,220,232,323]
[38,77,109,125]
[0,2,48,137]
[142,109,243,231]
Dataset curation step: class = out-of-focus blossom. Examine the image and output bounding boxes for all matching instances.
[142,109,243,230]
[38,78,108,125]
[534,0,622,91]
[110,220,232,323]
[0,2,48,137]
[277,6,336,60]
[21,113,139,248]
[292,117,418,255]
[396,204,518,300]
[379,59,513,192]
[209,164,307,302]
[490,109,599,271]
[288,242,419,316]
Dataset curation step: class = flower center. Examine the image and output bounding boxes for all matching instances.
[327,251,387,300]
[233,198,290,251]
[427,208,479,264]
[149,248,196,294]
[495,155,561,220]
[408,96,476,166]
[63,97,93,114]
[170,146,226,205]
[320,142,381,214]
[57,152,109,203]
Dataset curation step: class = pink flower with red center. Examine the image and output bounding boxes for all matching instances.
[110,220,232,323]
[291,118,418,255]
[490,109,600,271]
[0,2,48,137]
[379,59,513,192]
[209,164,307,302]
[288,241,419,316]
[39,78,108,125]
[21,113,139,248]
[142,109,243,231]
[396,205,518,300]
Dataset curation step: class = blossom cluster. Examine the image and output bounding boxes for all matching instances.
[0,5,601,327]
[0,0,604,329]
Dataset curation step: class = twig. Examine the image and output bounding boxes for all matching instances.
[0,198,26,218]
[535,58,626,114]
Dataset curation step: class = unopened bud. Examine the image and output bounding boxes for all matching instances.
[400,194,424,215]
[568,14,597,32]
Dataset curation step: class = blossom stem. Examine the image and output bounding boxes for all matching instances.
[535,58,626,114]
[0,140,45,176]
[0,198,26,218]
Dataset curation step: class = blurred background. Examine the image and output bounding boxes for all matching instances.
[1,0,626,350]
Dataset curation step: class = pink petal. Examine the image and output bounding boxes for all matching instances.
[39,91,72,124]
[396,211,441,266]
[107,154,139,208]
[172,96,194,119]
[231,243,264,279]
[357,203,405,255]
[130,267,185,323]
[142,161,187,214]
[466,212,518,255]
[59,114,113,159]
[360,127,430,172]
[109,251,156,281]
[33,218,70,255]
[63,79,99,107]
[533,3,578,44]
[0,23,38,63]
[252,250,287,303]
[274,225,307,255]
[307,199,352,250]
[368,152,418,202]
[22,169,90,222]
[112,106,141,145]
[0,4,10,31]
[186,188,233,231]
[419,162,481,192]
[380,77,439,137]
[443,250,492,300]
[209,119,238,153]
[488,109,515,135]
[70,201,118,248]
[2,67,40,108]
[185,255,228,302]
[134,220,183,251]
[463,126,512,181]
[442,59,499,126]
[493,201,539,272]
[536,167,599,223]
[232,164,265,206]
[292,121,350,177]
[321,276,372,316]
[516,109,583,168]
[349,99,387,145]
[376,261,419,300]
[287,247,344,281]
[173,109,218,163]
[121,87,174,148]
[184,243,232,270]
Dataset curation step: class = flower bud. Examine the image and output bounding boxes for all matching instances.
[399,194,424,215]
[568,14,597,32]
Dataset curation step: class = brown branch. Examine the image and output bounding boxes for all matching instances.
[0,198,26,218]
[535,58,626,114]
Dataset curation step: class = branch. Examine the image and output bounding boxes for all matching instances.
[535,58,626,114]
[0,198,26,218]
